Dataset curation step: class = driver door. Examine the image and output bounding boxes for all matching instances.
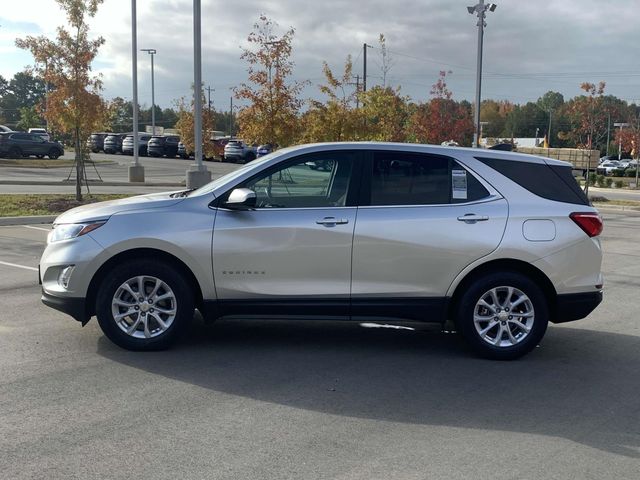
[211,150,362,318]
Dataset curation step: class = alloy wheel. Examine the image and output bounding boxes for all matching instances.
[473,286,535,348]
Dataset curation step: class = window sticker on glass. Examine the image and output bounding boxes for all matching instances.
[452,169,468,200]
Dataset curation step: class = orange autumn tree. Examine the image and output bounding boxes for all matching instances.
[408,70,473,146]
[235,15,305,147]
[17,0,106,201]
[175,89,218,159]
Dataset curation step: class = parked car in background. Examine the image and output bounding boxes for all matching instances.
[103,133,127,154]
[223,139,256,163]
[39,142,603,360]
[177,141,189,159]
[596,160,622,176]
[0,125,13,133]
[0,132,64,159]
[28,128,50,142]
[256,144,273,157]
[122,133,151,156]
[147,135,180,158]
[88,133,110,153]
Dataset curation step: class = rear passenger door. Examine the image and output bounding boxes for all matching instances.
[351,150,508,318]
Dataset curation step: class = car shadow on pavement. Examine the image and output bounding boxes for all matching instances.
[97,319,640,458]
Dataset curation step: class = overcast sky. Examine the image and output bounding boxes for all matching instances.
[1,0,639,111]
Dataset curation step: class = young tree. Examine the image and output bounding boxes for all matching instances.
[359,85,409,142]
[377,34,395,87]
[17,0,106,201]
[408,71,473,145]
[235,15,305,146]
[175,92,217,159]
[300,56,362,142]
[562,82,607,149]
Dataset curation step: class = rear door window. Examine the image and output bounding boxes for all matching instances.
[363,151,490,206]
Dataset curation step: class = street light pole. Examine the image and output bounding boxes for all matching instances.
[614,122,629,161]
[128,0,144,182]
[186,0,211,189]
[467,1,497,148]
[141,49,157,134]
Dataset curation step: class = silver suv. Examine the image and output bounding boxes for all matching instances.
[39,143,603,359]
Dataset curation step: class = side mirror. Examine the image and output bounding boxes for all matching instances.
[225,188,256,209]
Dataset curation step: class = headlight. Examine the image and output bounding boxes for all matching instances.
[48,221,106,243]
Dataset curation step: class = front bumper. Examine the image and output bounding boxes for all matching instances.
[553,291,603,323]
[41,290,89,324]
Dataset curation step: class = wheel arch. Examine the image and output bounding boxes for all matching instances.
[86,247,204,318]
[447,258,557,320]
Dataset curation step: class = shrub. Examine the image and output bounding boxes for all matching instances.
[626,169,638,178]
[612,168,626,177]
[605,178,613,188]
[596,175,606,187]
[615,180,624,189]
[588,172,597,185]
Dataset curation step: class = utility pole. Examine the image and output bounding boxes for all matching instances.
[186,0,211,189]
[547,110,552,148]
[605,112,611,156]
[141,48,157,134]
[467,1,497,148]
[363,44,372,92]
[128,0,144,182]
[229,96,233,136]
[206,85,213,112]
[614,122,630,161]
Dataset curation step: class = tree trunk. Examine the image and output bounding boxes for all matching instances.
[75,126,82,202]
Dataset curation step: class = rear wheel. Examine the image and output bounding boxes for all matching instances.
[96,259,195,351]
[455,271,549,360]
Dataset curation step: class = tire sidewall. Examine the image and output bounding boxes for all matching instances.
[456,271,549,360]
[96,259,194,351]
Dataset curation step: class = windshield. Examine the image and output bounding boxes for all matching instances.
[189,149,290,197]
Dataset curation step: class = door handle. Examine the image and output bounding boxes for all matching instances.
[316,217,349,226]
[457,214,489,224]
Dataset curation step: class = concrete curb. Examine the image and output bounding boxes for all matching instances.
[0,215,56,226]
[0,180,184,187]
[592,203,640,212]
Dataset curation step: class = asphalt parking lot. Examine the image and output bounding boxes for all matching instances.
[1,211,639,479]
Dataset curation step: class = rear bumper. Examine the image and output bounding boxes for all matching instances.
[41,290,89,324]
[553,291,603,323]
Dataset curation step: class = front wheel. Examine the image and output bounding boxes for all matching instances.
[48,148,61,159]
[96,259,195,351]
[455,271,549,360]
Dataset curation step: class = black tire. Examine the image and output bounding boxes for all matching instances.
[36,154,44,159]
[96,259,195,351]
[48,148,61,159]
[9,147,22,159]
[455,271,549,360]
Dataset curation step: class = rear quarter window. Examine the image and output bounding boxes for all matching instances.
[476,157,589,206]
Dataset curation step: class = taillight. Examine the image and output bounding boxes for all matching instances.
[570,212,603,237]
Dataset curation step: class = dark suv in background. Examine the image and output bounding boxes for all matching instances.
[147,135,180,158]
[0,132,64,159]
[88,133,109,153]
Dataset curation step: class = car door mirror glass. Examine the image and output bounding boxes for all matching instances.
[225,188,257,209]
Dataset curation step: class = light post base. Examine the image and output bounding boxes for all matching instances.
[186,165,211,189]
[128,164,145,182]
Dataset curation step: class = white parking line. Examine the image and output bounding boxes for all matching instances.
[0,260,39,272]
[22,225,51,232]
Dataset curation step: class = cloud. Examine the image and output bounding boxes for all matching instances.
[2,0,639,109]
